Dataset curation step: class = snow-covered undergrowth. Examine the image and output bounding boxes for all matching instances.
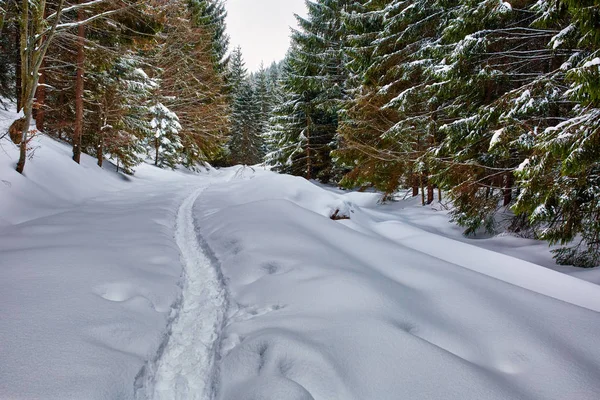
[197,170,600,400]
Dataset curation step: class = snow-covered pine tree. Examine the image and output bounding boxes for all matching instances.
[337,0,448,199]
[266,0,350,182]
[266,51,316,177]
[153,0,229,166]
[87,55,157,172]
[514,0,600,267]
[427,0,563,234]
[227,46,246,95]
[253,64,272,140]
[149,102,183,169]
[0,0,16,105]
[226,47,264,164]
[229,79,263,165]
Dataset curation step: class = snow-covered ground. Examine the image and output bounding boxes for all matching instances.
[2,106,600,399]
[199,171,600,400]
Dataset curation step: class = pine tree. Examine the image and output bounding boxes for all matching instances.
[227,46,247,95]
[226,49,264,165]
[253,64,271,137]
[87,55,157,172]
[188,0,230,71]
[0,0,17,106]
[514,0,600,267]
[266,50,318,178]
[229,79,263,165]
[337,0,448,198]
[152,0,229,166]
[150,102,183,169]
[266,0,351,182]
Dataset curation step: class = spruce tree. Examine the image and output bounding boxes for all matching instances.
[150,102,183,169]
[229,80,263,165]
[188,0,230,71]
[226,49,264,165]
[87,55,157,172]
[152,0,229,166]
[266,0,351,182]
[514,0,600,267]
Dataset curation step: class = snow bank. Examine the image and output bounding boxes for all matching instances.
[0,107,128,226]
[197,169,600,400]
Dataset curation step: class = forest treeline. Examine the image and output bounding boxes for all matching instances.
[1,0,231,173]
[261,0,599,267]
[1,0,599,267]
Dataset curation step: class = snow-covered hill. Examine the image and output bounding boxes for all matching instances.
[1,106,600,399]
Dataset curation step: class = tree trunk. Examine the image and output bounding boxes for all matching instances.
[155,137,159,166]
[58,91,65,140]
[73,5,85,164]
[411,174,419,196]
[15,19,22,111]
[16,0,29,173]
[34,62,46,131]
[427,183,434,205]
[438,188,442,202]
[503,172,513,207]
[305,115,312,180]
[96,135,103,167]
[420,175,425,206]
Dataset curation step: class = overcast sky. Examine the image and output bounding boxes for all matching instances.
[224,0,308,72]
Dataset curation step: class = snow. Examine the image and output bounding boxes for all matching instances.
[517,157,529,171]
[489,128,504,149]
[197,171,600,400]
[135,187,227,400]
[0,106,222,399]
[2,104,600,399]
[499,1,512,11]
[583,57,600,68]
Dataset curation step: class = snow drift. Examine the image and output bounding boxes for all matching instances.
[196,170,600,400]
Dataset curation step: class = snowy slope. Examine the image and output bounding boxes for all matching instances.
[196,170,600,400]
[0,107,222,399]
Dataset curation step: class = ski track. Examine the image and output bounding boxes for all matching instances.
[136,185,227,400]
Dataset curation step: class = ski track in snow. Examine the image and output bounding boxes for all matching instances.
[136,186,227,400]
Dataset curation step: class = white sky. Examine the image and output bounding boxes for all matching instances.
[224,0,308,72]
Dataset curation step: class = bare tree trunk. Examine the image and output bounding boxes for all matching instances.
[305,115,312,180]
[15,23,22,111]
[411,174,418,196]
[34,62,46,130]
[420,174,425,206]
[73,5,85,164]
[503,172,513,207]
[427,182,434,205]
[155,137,159,166]
[96,138,103,167]
[16,0,30,173]
[57,91,65,140]
[438,188,442,202]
